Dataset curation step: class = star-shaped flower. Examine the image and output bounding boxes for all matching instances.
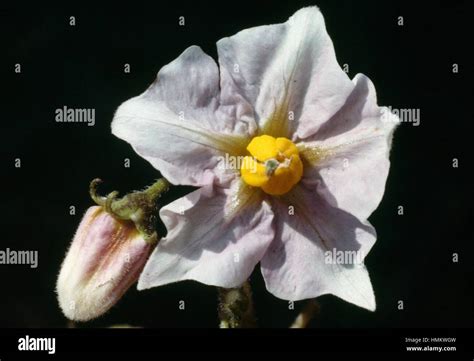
[112,7,398,310]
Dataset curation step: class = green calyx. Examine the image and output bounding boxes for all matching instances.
[89,178,170,244]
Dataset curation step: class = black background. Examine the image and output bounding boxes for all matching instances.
[1,0,472,329]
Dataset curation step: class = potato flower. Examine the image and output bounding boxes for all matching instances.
[112,7,398,310]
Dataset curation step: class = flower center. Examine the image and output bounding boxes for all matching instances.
[240,135,303,195]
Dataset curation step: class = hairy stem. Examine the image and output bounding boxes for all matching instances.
[218,282,256,328]
[290,299,319,328]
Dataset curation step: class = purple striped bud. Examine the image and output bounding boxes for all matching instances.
[56,206,153,321]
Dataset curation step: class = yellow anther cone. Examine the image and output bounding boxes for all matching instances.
[241,135,303,195]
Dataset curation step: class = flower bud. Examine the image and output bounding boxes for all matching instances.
[56,206,153,321]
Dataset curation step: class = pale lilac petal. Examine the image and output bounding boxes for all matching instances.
[112,45,255,187]
[138,181,274,289]
[217,6,353,138]
[299,73,399,220]
[261,185,376,311]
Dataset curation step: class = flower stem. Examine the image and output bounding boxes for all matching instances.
[218,282,256,328]
[290,299,319,328]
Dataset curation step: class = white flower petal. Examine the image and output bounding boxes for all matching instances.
[300,73,399,220]
[138,181,274,290]
[261,185,376,311]
[112,45,255,187]
[217,6,353,138]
